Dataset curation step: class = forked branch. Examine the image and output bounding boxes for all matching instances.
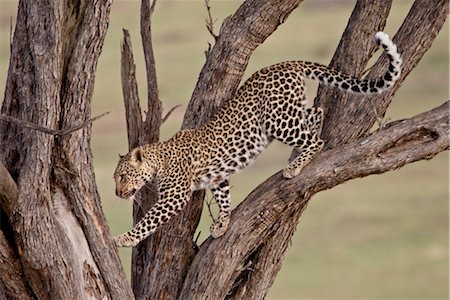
[204,0,218,40]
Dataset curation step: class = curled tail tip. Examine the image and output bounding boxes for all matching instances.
[374,31,390,45]
[375,31,402,64]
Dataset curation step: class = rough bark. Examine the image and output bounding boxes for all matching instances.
[0,163,32,299]
[0,231,33,299]
[0,0,132,298]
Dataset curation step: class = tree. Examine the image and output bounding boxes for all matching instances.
[0,0,448,299]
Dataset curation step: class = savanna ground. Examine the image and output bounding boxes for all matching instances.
[0,1,448,299]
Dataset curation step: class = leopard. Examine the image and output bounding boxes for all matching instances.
[113,32,401,247]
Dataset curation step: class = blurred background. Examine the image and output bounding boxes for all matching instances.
[1,1,448,299]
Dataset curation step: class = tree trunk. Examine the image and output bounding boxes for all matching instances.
[0,0,132,298]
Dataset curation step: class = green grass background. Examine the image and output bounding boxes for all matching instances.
[0,1,448,299]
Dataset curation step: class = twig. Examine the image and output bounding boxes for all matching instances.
[191,231,201,253]
[204,194,217,223]
[9,16,13,54]
[162,104,181,123]
[204,0,218,40]
[0,111,110,136]
[204,42,212,59]
[58,112,110,135]
[372,106,390,130]
[149,0,157,14]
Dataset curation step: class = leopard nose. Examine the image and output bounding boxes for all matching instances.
[115,188,121,197]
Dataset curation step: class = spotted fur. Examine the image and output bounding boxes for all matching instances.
[113,32,401,247]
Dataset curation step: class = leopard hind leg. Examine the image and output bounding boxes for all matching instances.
[282,107,324,179]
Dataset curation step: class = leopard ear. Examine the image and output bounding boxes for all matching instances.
[130,148,143,164]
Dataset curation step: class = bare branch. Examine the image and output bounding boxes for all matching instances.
[131,1,163,297]
[161,104,181,124]
[141,0,162,144]
[57,112,110,135]
[9,16,13,54]
[204,195,217,223]
[121,28,144,149]
[204,0,218,41]
[0,112,109,136]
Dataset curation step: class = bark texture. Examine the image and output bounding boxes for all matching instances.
[0,0,132,298]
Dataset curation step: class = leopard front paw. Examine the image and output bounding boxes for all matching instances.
[210,214,230,238]
[113,234,137,248]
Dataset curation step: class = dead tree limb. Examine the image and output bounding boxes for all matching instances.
[204,0,218,41]
[121,29,144,149]
[0,112,109,136]
[141,0,162,143]
[119,1,165,297]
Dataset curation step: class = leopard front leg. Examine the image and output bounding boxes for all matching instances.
[210,178,231,238]
[114,179,192,247]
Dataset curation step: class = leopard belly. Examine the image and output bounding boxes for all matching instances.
[192,126,270,190]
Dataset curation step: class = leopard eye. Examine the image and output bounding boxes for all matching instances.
[119,174,127,182]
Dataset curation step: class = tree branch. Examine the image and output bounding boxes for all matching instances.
[181,101,449,299]
[121,29,144,149]
[161,104,181,124]
[204,0,218,41]
[141,0,161,143]
[0,112,110,136]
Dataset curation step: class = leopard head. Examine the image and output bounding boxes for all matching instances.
[114,146,158,199]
